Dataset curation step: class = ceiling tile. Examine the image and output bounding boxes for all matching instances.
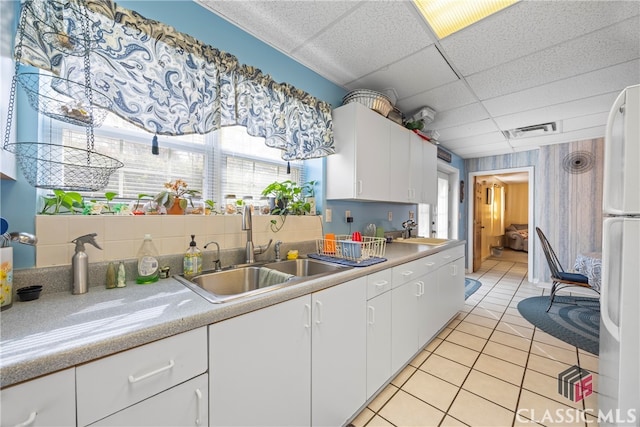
[483,59,640,116]
[466,16,640,100]
[439,131,507,150]
[494,91,619,131]
[423,102,488,130]
[197,0,358,54]
[294,1,434,85]
[441,1,640,76]
[453,141,514,159]
[396,81,475,116]
[435,119,500,141]
[562,112,609,133]
[344,45,456,99]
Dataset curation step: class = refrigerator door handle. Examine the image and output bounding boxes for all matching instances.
[601,218,620,341]
[603,88,626,215]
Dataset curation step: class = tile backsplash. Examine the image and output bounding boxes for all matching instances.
[35,214,324,267]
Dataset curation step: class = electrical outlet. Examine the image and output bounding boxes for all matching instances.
[345,210,351,221]
[388,211,393,221]
[325,208,332,223]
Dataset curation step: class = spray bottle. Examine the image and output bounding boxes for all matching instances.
[72,233,102,295]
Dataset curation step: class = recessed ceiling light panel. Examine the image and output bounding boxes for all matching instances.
[414,0,519,39]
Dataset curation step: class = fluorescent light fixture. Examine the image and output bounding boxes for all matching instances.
[414,0,519,39]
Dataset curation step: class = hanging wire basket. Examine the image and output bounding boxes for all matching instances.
[24,0,101,57]
[17,72,112,127]
[3,142,124,191]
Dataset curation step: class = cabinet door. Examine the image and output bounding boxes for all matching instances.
[417,271,440,348]
[0,368,75,427]
[328,103,389,201]
[437,257,465,326]
[90,374,208,427]
[312,277,367,427]
[388,124,412,202]
[391,280,420,373]
[366,290,392,399]
[209,295,311,427]
[421,141,438,205]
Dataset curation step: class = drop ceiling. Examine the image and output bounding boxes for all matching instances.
[196,0,640,159]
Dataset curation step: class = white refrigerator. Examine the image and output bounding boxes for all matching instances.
[600,84,640,426]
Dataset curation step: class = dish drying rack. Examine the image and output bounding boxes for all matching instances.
[315,236,386,263]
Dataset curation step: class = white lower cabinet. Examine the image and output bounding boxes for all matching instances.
[437,256,465,326]
[76,327,208,427]
[90,374,208,427]
[0,368,75,427]
[417,270,441,349]
[209,295,311,427]
[366,290,392,398]
[390,279,421,373]
[312,277,367,427]
[209,277,367,427]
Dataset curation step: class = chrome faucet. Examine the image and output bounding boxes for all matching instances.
[203,241,222,271]
[402,219,417,239]
[242,204,272,263]
[274,240,283,262]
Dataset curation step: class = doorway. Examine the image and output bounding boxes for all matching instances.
[468,167,534,282]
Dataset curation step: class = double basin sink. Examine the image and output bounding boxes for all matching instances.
[175,258,351,304]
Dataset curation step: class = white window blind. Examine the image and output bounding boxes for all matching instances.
[43,113,304,208]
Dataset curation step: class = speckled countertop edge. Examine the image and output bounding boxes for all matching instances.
[0,241,465,388]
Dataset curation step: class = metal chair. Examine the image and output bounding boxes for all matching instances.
[535,227,599,312]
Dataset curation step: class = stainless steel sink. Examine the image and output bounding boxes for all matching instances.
[262,258,351,277]
[176,258,350,304]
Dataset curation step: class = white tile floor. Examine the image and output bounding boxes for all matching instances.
[351,259,600,427]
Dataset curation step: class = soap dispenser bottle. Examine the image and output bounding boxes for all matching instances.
[183,234,202,279]
[72,233,102,295]
[136,234,160,284]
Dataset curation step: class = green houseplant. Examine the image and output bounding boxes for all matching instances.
[261,180,311,215]
[39,189,84,215]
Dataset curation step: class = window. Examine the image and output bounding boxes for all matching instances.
[43,113,304,208]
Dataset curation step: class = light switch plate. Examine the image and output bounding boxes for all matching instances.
[325,208,332,223]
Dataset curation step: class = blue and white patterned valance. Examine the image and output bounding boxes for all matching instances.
[17,0,335,160]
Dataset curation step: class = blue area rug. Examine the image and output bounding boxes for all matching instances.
[464,278,482,300]
[517,296,600,355]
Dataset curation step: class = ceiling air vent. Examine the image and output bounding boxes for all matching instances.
[503,122,558,139]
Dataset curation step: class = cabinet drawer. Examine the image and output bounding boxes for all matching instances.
[367,269,392,299]
[392,259,424,288]
[77,327,207,426]
[439,245,465,263]
[413,254,443,274]
[1,368,75,427]
[89,374,208,427]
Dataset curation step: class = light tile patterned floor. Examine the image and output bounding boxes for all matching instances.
[351,259,599,427]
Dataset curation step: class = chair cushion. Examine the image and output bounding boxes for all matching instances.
[556,271,589,284]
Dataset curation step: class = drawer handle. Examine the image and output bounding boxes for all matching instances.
[443,255,452,259]
[195,388,202,426]
[14,411,37,427]
[425,262,435,267]
[128,360,175,383]
[375,280,389,288]
[401,270,414,277]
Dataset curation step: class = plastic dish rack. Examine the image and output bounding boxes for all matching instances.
[315,236,386,263]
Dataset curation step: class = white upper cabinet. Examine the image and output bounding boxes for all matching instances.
[328,102,438,204]
[327,102,390,201]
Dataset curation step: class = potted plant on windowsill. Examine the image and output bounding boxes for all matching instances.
[154,179,201,215]
[261,180,311,215]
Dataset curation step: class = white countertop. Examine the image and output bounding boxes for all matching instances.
[0,240,464,388]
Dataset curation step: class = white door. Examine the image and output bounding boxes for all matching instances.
[312,277,367,427]
[209,295,311,427]
[435,171,450,238]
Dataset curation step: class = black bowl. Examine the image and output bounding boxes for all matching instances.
[17,285,43,301]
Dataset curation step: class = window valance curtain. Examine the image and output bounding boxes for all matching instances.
[16,0,335,160]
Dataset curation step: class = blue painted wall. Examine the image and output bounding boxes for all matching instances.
[1,0,466,268]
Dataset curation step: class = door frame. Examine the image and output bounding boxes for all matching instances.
[467,166,535,282]
[437,160,459,240]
